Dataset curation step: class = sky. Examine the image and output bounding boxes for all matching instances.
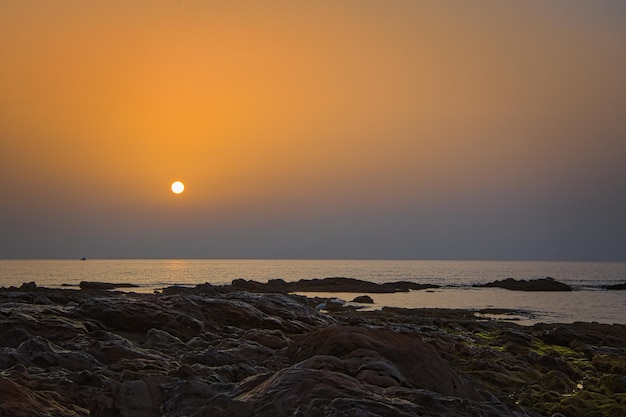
[1,1,625,260]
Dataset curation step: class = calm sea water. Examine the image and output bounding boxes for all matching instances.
[1,259,625,325]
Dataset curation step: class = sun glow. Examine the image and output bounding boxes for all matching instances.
[171,181,185,194]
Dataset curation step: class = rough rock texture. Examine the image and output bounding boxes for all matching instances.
[476,277,573,291]
[1,282,625,417]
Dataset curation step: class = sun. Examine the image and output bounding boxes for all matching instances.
[171,181,185,194]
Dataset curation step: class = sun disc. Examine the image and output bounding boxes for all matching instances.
[171,181,185,194]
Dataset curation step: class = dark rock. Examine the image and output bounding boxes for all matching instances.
[0,376,89,417]
[288,325,479,399]
[161,282,219,296]
[230,276,439,294]
[114,378,163,417]
[542,326,577,347]
[244,329,289,350]
[20,281,37,291]
[79,281,139,290]
[1,284,625,417]
[351,295,374,303]
[606,282,626,290]
[144,328,185,352]
[542,370,575,393]
[477,277,572,291]
[14,336,100,371]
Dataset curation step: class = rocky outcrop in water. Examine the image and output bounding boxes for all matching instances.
[351,295,374,303]
[228,277,439,293]
[606,282,626,290]
[476,277,572,291]
[79,281,140,290]
[0,282,624,417]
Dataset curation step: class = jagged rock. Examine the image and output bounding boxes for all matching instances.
[114,378,163,417]
[288,325,479,399]
[144,328,186,352]
[1,284,625,416]
[14,336,100,371]
[0,376,89,417]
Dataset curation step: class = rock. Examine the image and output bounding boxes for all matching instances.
[1,283,625,417]
[14,336,100,371]
[114,379,162,417]
[541,326,577,347]
[0,376,89,417]
[352,295,374,303]
[79,281,139,290]
[229,277,439,293]
[606,282,626,290]
[477,277,572,291]
[236,366,409,416]
[163,380,253,417]
[244,329,289,350]
[288,325,479,399]
[542,370,575,393]
[20,281,37,291]
[144,328,186,352]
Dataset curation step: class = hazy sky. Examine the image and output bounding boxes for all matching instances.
[1,1,625,260]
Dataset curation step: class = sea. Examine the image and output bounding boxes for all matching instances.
[1,259,625,326]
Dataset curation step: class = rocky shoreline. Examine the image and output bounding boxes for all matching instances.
[1,281,625,416]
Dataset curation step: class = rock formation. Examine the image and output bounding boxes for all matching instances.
[229,277,439,293]
[0,282,624,416]
[476,277,573,291]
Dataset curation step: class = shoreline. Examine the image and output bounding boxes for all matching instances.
[1,282,625,416]
[31,275,626,326]
[8,275,625,325]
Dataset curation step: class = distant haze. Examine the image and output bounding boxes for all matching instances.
[1,1,625,260]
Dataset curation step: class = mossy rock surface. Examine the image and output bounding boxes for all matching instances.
[555,390,626,417]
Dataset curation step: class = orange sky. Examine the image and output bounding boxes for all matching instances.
[1,1,626,259]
